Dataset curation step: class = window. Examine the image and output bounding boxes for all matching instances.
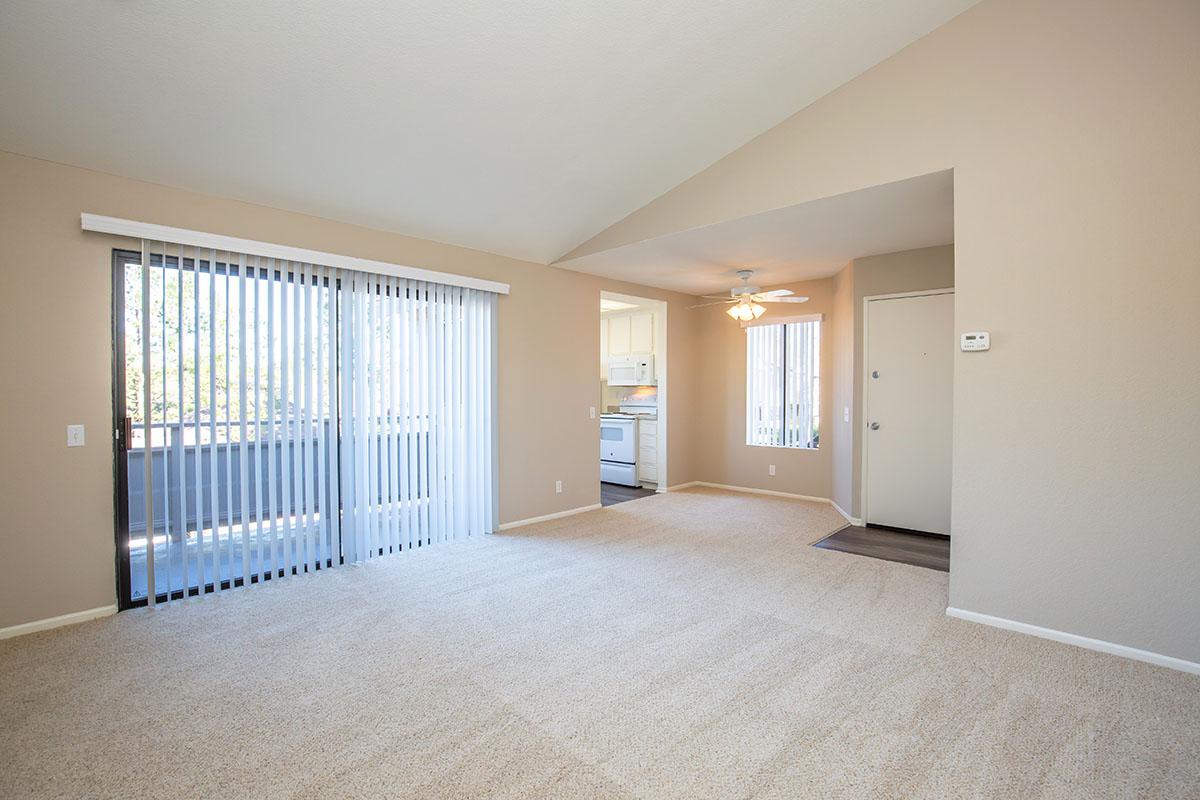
[746,318,820,448]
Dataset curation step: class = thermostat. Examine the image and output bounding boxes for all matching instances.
[960,331,990,352]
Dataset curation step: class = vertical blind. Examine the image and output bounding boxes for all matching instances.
[124,240,496,605]
[746,318,820,449]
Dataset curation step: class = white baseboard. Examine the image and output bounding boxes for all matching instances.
[0,604,117,641]
[690,481,830,505]
[946,607,1200,676]
[660,481,699,492]
[498,503,603,531]
[829,499,863,526]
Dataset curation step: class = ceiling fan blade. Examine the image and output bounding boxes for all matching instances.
[758,289,793,298]
[687,299,737,309]
[760,296,810,303]
[700,294,735,300]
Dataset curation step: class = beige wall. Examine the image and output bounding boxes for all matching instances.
[849,245,955,517]
[694,277,835,498]
[568,0,1200,661]
[0,151,701,629]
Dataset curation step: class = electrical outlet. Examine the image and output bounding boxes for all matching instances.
[768,464,776,477]
[843,407,850,423]
[67,424,86,447]
[589,407,596,419]
[555,480,563,494]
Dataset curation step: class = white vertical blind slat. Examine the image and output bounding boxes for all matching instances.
[367,274,379,558]
[239,253,251,586]
[266,258,279,580]
[315,265,328,569]
[429,284,442,543]
[173,243,187,597]
[160,243,172,599]
[386,276,400,554]
[280,260,293,577]
[326,267,340,567]
[252,256,264,583]
[402,279,416,551]
[292,262,305,571]
[192,246,205,592]
[354,272,369,562]
[337,272,355,564]
[222,253,234,585]
[301,262,314,572]
[469,290,482,536]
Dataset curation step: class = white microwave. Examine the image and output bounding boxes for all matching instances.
[608,355,655,386]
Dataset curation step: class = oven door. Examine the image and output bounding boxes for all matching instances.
[600,418,636,463]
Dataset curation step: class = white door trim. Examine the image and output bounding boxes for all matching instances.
[859,288,954,528]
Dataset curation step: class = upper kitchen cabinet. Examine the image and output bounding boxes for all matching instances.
[604,311,653,359]
[629,312,653,354]
[608,313,631,355]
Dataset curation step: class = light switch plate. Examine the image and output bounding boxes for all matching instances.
[589,407,596,419]
[67,424,86,447]
[768,464,776,477]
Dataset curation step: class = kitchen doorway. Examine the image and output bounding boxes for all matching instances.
[599,291,667,505]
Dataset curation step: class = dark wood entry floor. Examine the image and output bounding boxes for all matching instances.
[814,525,950,571]
[601,482,657,507]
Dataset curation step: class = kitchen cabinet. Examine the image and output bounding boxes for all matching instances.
[638,420,658,483]
[602,310,654,363]
[630,312,653,354]
[608,315,631,355]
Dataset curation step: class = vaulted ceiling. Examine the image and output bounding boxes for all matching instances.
[0,0,977,264]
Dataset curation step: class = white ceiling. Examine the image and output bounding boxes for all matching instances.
[556,171,954,295]
[0,1,977,264]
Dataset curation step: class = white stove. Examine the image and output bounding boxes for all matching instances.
[599,404,656,486]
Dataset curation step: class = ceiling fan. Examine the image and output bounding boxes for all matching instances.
[689,270,809,322]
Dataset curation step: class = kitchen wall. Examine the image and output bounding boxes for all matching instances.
[0,150,702,629]
[695,276,836,498]
[563,0,1200,662]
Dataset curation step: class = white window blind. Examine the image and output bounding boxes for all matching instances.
[746,318,820,449]
[121,240,497,605]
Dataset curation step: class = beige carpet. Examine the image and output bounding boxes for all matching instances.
[1,488,1197,799]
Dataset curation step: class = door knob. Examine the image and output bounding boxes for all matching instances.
[869,422,880,430]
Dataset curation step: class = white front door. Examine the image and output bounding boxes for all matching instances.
[864,291,954,535]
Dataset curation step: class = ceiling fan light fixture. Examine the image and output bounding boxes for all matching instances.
[726,300,763,322]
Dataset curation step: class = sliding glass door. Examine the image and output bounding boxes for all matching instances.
[113,244,495,609]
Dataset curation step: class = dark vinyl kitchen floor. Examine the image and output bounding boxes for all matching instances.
[600,482,657,507]
[813,525,950,572]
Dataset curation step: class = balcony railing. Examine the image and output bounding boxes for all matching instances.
[127,418,430,535]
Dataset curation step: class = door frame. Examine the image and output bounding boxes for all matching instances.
[111,249,134,609]
[859,287,954,529]
[599,290,668,491]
